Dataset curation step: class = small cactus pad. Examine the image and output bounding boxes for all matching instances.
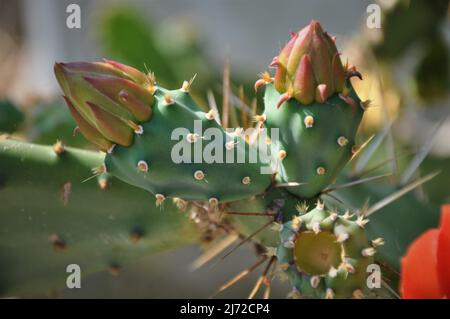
[263,82,363,198]
[55,60,272,203]
[105,87,272,203]
[276,202,375,298]
[256,20,365,198]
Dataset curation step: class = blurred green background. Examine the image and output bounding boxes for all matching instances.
[0,0,449,298]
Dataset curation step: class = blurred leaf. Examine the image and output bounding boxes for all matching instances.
[0,100,24,133]
[98,7,176,85]
[375,0,449,59]
[27,98,90,148]
[415,35,450,101]
[420,155,450,204]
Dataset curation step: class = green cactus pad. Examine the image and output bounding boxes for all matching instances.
[0,139,197,295]
[263,83,364,198]
[105,88,272,203]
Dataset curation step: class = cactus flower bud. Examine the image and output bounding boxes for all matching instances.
[271,20,346,105]
[54,60,155,149]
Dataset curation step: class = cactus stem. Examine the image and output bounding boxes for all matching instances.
[316,166,326,175]
[241,176,251,185]
[310,276,320,288]
[337,136,349,147]
[362,247,376,257]
[155,194,166,207]
[52,140,65,155]
[371,237,385,247]
[325,288,335,299]
[194,170,205,181]
[48,234,66,251]
[163,94,174,106]
[137,160,149,172]
[107,144,116,154]
[352,289,365,299]
[304,115,314,128]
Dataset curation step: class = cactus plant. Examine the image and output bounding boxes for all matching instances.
[0,20,444,299]
[54,60,272,204]
[0,138,197,295]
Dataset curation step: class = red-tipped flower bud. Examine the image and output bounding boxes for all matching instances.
[272,20,346,105]
[54,60,155,149]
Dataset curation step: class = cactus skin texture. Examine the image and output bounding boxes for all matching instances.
[256,21,365,198]
[263,82,363,198]
[0,138,197,295]
[276,202,373,299]
[105,87,271,203]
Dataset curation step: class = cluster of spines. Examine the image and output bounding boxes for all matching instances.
[276,201,383,299]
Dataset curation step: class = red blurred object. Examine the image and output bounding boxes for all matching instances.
[437,205,450,297]
[400,205,450,299]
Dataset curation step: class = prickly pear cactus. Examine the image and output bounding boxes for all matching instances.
[0,19,436,299]
[255,21,366,198]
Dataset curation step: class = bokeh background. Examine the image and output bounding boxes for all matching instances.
[0,0,449,298]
